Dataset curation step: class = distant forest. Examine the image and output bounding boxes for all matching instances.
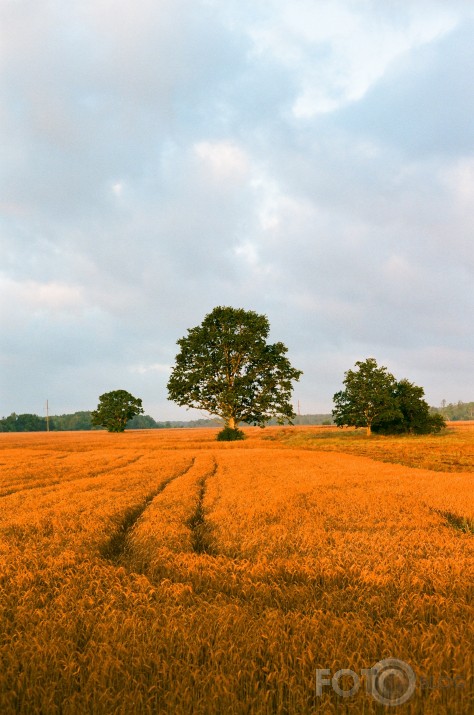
[0,411,338,432]
[0,402,472,432]
[0,412,215,432]
[431,401,474,421]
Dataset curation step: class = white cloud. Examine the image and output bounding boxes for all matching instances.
[111,181,124,196]
[443,157,474,206]
[244,0,460,117]
[129,363,171,375]
[1,279,85,317]
[194,141,251,181]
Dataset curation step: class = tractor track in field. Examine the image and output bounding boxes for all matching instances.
[99,458,196,564]
[186,458,218,555]
[0,455,146,499]
[431,507,474,535]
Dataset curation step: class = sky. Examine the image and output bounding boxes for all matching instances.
[1,0,473,421]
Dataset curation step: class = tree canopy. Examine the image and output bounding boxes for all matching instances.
[0,413,47,432]
[372,379,445,435]
[434,400,474,421]
[91,390,144,433]
[167,306,302,431]
[333,358,446,435]
[332,358,399,436]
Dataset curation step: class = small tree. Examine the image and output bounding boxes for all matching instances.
[332,358,400,436]
[91,390,144,433]
[167,306,302,435]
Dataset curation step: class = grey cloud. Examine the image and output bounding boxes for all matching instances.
[1,1,473,417]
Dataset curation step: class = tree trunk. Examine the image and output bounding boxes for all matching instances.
[227,416,236,429]
[366,423,372,436]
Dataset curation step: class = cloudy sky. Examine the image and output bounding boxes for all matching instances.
[1,0,473,420]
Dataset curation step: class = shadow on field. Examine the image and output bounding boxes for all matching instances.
[186,460,218,555]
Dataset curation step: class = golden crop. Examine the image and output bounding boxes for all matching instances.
[0,425,472,714]
[274,423,474,472]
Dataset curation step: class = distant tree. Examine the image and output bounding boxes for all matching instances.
[332,358,400,436]
[91,390,144,433]
[0,413,46,432]
[126,414,159,429]
[431,400,474,422]
[51,411,93,431]
[292,414,334,426]
[372,379,445,434]
[0,413,17,432]
[167,306,302,437]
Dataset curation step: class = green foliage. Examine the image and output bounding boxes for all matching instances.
[0,413,47,432]
[167,306,302,431]
[373,379,446,435]
[0,411,224,432]
[424,412,447,433]
[50,412,94,431]
[91,390,144,433]
[216,426,246,441]
[332,358,400,435]
[264,414,334,426]
[333,359,446,436]
[125,414,160,429]
[433,400,474,421]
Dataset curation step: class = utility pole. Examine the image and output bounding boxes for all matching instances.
[297,400,301,416]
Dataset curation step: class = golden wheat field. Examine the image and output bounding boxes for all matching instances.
[0,424,473,714]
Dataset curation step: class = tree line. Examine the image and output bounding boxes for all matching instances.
[2,306,460,437]
[432,401,474,421]
[0,411,336,433]
[0,412,225,432]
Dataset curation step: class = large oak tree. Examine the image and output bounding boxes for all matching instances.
[167,306,302,430]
